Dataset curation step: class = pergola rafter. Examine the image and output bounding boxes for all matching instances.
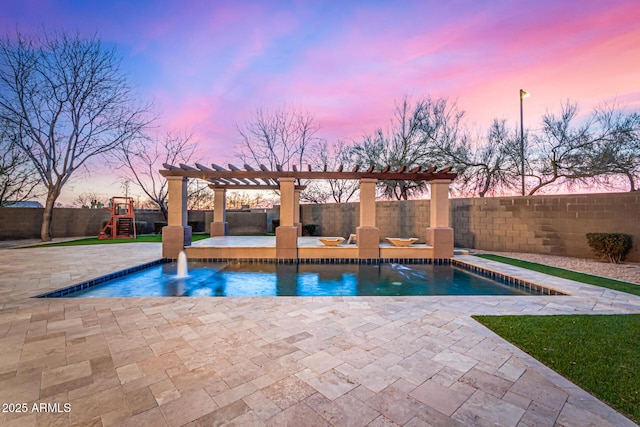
[161,163,457,185]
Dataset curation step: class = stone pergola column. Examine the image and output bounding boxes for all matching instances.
[294,188,302,236]
[357,178,379,259]
[210,188,228,236]
[276,177,298,259]
[162,176,192,258]
[426,179,454,258]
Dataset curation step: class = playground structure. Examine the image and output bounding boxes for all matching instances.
[98,197,137,240]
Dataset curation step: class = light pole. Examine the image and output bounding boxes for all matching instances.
[519,89,529,196]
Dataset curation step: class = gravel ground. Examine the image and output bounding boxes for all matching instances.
[473,250,640,285]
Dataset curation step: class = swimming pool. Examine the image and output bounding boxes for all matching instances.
[46,261,546,297]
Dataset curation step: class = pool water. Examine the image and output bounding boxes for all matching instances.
[65,261,539,297]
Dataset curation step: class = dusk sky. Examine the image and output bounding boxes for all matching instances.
[4,0,640,204]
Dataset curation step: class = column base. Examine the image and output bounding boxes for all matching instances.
[356,226,380,259]
[426,227,454,258]
[162,225,192,258]
[295,223,302,236]
[210,221,228,237]
[276,226,298,259]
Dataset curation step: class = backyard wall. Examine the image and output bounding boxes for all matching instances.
[0,208,266,239]
[213,210,268,235]
[298,192,640,263]
[0,208,204,239]
[2,192,639,262]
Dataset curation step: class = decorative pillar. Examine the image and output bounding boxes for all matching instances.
[357,178,379,259]
[426,179,454,258]
[162,176,192,258]
[294,189,302,236]
[276,177,298,259]
[210,188,228,236]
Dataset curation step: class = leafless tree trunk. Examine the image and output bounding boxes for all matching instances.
[0,118,41,205]
[117,131,198,221]
[0,30,150,240]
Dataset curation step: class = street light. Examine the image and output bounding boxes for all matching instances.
[519,89,530,196]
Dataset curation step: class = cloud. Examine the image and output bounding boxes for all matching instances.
[4,0,639,167]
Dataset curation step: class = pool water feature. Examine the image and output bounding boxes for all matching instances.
[55,261,545,298]
[177,251,188,278]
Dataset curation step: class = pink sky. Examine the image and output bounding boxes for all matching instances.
[4,0,640,204]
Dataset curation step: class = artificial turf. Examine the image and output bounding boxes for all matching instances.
[474,254,640,297]
[25,233,211,247]
[474,314,640,424]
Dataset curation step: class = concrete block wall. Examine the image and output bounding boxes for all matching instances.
[300,200,431,241]
[0,208,112,239]
[2,192,638,262]
[451,192,640,262]
[227,211,268,235]
[298,192,640,263]
[0,208,208,239]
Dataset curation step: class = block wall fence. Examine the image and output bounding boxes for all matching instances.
[1,192,638,262]
[299,192,640,263]
[0,209,264,239]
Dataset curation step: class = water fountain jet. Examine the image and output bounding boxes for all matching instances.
[177,251,188,278]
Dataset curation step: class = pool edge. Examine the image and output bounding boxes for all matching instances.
[33,257,568,298]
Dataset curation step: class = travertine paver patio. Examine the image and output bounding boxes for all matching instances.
[1,243,639,426]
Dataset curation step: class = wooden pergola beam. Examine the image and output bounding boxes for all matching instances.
[161,169,457,181]
[208,184,307,190]
[161,163,457,183]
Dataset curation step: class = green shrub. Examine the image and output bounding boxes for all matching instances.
[135,221,147,235]
[154,221,167,234]
[188,220,203,232]
[271,219,280,230]
[303,224,317,236]
[586,233,632,263]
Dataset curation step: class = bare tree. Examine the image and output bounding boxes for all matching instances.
[226,191,275,209]
[352,96,464,200]
[0,30,150,240]
[186,180,211,211]
[0,118,41,205]
[118,131,197,220]
[303,140,359,203]
[72,191,101,208]
[432,119,521,197]
[235,106,321,171]
[586,106,640,191]
[527,102,640,195]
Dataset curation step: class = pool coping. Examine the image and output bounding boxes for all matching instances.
[33,256,568,298]
[32,258,170,298]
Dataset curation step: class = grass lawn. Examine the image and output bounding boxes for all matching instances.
[475,254,640,297]
[474,314,640,424]
[27,234,211,247]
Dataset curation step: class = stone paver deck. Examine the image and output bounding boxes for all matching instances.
[1,243,639,426]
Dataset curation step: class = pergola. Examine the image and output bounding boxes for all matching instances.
[159,163,457,260]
